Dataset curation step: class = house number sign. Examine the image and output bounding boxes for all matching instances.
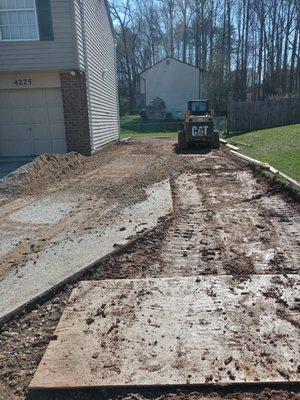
[14,78,32,86]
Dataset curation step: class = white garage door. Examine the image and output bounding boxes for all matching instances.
[0,88,67,157]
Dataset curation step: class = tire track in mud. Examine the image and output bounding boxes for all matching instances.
[158,168,299,278]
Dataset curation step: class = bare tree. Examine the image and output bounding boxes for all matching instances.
[109,0,300,114]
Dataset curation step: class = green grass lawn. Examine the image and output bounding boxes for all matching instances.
[120,115,227,138]
[225,124,300,181]
[120,115,179,138]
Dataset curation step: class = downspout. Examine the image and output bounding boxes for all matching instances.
[79,0,94,152]
[198,68,201,99]
[113,38,121,140]
[140,76,146,112]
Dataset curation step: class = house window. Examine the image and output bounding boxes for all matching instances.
[0,0,39,41]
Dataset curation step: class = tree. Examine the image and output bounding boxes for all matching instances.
[109,0,300,114]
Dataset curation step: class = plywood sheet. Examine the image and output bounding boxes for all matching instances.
[30,275,300,390]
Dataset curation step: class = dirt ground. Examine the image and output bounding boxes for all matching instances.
[0,139,185,280]
[0,138,299,400]
[0,139,184,205]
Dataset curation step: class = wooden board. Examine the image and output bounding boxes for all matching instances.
[30,275,300,390]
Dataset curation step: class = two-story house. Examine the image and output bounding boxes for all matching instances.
[140,58,204,120]
[0,0,119,157]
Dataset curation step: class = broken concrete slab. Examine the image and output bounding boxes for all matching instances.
[30,275,299,390]
[0,180,173,325]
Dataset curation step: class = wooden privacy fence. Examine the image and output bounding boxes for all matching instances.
[227,98,300,133]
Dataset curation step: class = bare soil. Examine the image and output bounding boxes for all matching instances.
[0,138,299,400]
[0,139,187,279]
[0,139,185,205]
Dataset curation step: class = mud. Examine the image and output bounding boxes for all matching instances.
[95,169,299,281]
[0,138,299,400]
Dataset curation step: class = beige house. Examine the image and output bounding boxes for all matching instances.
[0,0,119,157]
[140,57,204,120]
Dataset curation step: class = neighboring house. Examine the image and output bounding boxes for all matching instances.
[0,0,119,157]
[140,57,204,120]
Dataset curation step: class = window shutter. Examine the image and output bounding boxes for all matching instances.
[36,0,54,41]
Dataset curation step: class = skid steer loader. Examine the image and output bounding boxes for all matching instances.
[177,100,220,152]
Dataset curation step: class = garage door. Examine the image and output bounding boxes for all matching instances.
[0,88,67,157]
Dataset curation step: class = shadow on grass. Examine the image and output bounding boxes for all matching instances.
[122,120,181,135]
[121,117,227,136]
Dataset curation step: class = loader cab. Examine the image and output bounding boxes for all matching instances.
[187,100,210,116]
[178,99,220,151]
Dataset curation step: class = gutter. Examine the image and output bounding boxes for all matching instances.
[79,0,94,152]
[198,67,201,98]
[140,75,147,111]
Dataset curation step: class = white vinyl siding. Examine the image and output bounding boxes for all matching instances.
[0,0,77,71]
[0,0,39,41]
[78,0,119,149]
[141,58,202,120]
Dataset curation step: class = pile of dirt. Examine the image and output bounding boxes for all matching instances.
[0,139,241,210]
[0,139,187,207]
[0,152,86,199]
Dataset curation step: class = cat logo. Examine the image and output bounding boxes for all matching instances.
[191,125,209,136]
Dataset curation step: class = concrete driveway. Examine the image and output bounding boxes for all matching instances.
[0,157,35,180]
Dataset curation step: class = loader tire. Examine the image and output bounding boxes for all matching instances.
[177,130,187,153]
[211,130,220,149]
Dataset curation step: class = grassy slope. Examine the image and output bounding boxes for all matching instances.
[227,124,300,181]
